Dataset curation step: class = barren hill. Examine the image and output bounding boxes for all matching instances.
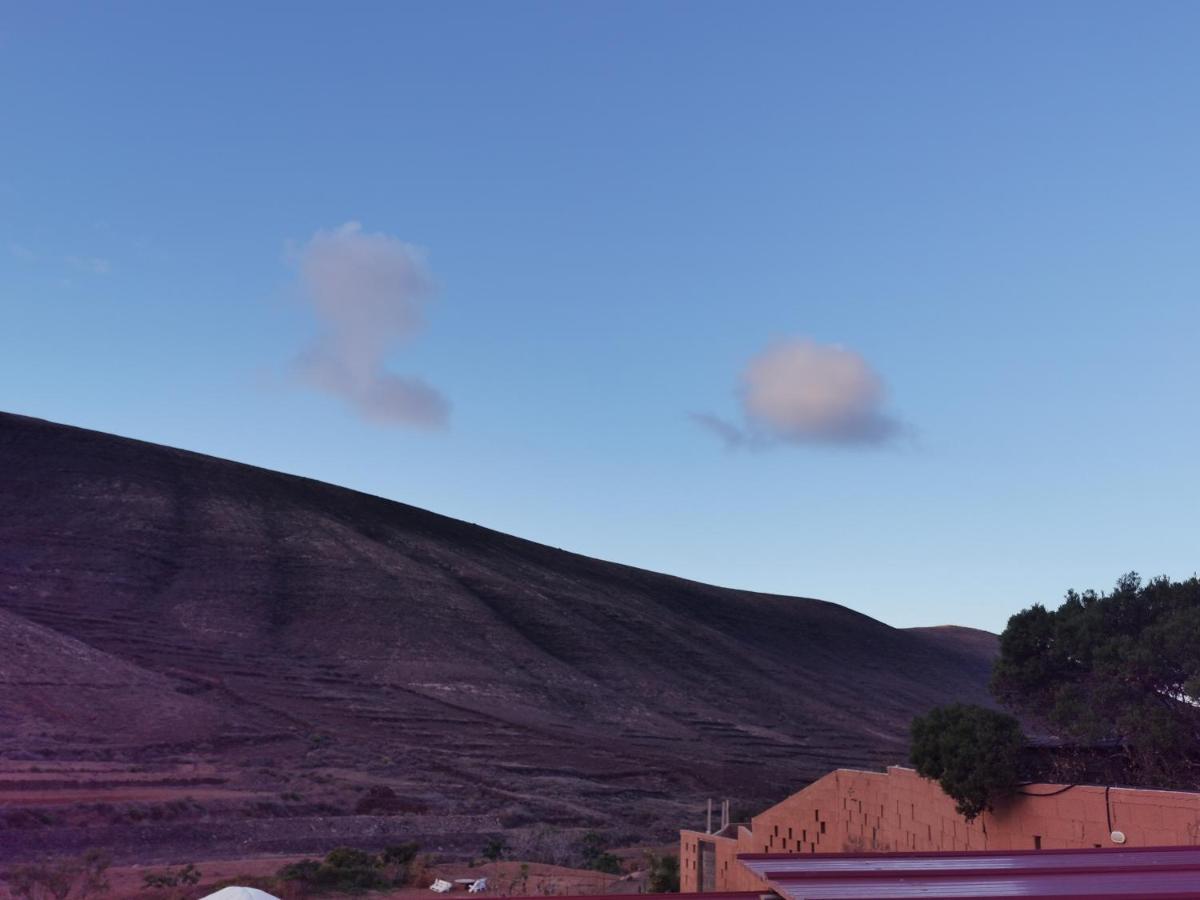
[0,411,997,864]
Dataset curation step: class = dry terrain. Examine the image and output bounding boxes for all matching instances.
[0,411,998,886]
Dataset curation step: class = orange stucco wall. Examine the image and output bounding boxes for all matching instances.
[679,766,1200,892]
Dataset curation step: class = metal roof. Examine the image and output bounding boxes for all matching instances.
[738,845,1200,899]
[504,893,766,900]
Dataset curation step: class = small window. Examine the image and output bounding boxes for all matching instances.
[820,821,826,834]
[815,809,820,821]
[1034,835,1042,850]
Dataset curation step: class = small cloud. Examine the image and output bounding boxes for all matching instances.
[689,412,748,449]
[696,337,903,448]
[290,222,449,429]
[8,242,35,261]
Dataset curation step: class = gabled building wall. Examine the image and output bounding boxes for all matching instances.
[679,766,1200,892]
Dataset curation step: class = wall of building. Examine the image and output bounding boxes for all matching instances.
[679,828,764,893]
[679,766,1200,892]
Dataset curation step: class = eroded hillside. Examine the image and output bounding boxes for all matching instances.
[0,411,997,864]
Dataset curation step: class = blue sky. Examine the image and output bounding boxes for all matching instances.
[3,2,1198,631]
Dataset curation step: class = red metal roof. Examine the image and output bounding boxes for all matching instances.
[738,845,1200,899]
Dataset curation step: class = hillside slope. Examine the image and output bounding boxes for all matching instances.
[0,411,997,862]
[0,607,228,744]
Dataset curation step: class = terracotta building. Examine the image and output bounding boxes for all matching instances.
[679,765,1200,893]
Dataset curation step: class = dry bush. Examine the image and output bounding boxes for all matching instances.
[407,853,434,888]
[6,849,110,900]
[507,826,578,867]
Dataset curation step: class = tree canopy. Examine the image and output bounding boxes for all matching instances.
[911,573,1200,816]
[909,703,1025,820]
[991,573,1200,786]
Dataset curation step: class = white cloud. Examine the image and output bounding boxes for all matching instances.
[695,337,902,448]
[291,222,449,429]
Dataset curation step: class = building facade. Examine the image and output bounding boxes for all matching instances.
[680,765,1200,892]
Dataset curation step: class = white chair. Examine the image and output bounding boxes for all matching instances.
[430,879,453,893]
[468,878,488,893]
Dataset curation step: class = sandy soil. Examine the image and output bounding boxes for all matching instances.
[0,857,651,900]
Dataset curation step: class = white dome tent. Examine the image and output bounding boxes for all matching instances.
[198,888,280,900]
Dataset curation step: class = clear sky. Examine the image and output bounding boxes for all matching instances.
[3,2,1198,632]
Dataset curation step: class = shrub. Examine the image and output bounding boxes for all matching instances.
[277,859,322,883]
[910,703,1025,820]
[578,832,621,874]
[278,843,421,893]
[317,847,384,890]
[507,826,575,867]
[406,853,434,889]
[506,863,531,895]
[381,842,420,866]
[646,853,679,893]
[7,849,111,899]
[481,836,508,862]
[143,863,202,889]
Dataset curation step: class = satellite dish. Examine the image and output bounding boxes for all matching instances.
[1110,830,1127,844]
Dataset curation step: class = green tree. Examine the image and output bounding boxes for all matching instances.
[909,703,1025,820]
[381,843,419,867]
[481,836,508,862]
[646,853,680,893]
[578,832,621,874]
[381,842,421,887]
[991,573,1200,786]
[278,846,390,892]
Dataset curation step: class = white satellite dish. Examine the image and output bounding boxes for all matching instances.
[1110,830,1127,844]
